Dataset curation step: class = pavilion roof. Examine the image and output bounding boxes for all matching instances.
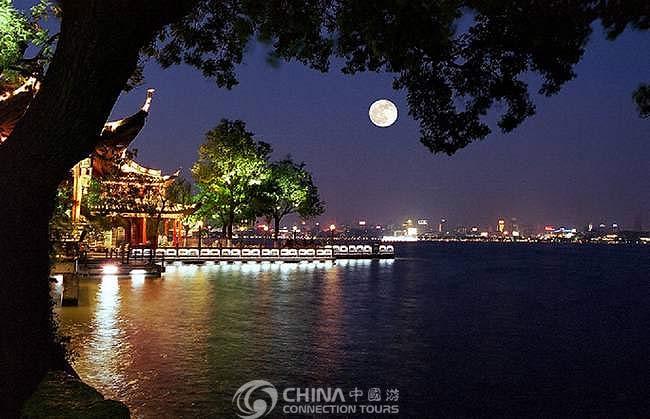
[0,82,154,152]
[1,82,178,184]
[0,78,40,143]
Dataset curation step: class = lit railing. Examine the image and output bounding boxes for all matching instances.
[128,245,395,261]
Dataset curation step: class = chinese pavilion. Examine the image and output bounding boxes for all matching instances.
[1,81,187,247]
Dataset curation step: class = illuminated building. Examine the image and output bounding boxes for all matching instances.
[438,218,447,233]
[70,90,186,246]
[1,81,187,246]
[497,219,506,233]
[510,217,519,235]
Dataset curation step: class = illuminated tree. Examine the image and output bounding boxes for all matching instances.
[257,158,324,240]
[0,0,53,82]
[0,0,648,412]
[48,180,73,244]
[192,119,271,240]
[153,177,194,245]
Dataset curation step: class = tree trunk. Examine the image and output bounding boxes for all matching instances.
[274,217,281,242]
[227,220,234,240]
[227,210,235,241]
[0,1,194,414]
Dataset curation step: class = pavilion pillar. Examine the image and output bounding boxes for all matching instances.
[126,218,133,245]
[141,217,147,244]
[70,163,82,223]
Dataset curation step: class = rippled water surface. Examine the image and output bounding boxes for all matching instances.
[56,243,650,417]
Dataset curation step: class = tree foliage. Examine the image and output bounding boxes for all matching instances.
[165,176,194,207]
[156,176,195,242]
[633,84,650,118]
[0,0,55,88]
[142,0,648,153]
[256,157,324,239]
[48,178,73,242]
[192,119,271,238]
[2,1,649,152]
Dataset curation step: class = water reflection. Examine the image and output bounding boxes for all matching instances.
[130,274,146,288]
[313,267,344,382]
[70,275,133,399]
[56,259,395,417]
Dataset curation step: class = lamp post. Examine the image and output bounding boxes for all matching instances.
[329,224,336,243]
[262,224,269,246]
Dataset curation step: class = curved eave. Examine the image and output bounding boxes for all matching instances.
[0,78,40,143]
[98,88,154,149]
[93,89,155,177]
[98,110,147,150]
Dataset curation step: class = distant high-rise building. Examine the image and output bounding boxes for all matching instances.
[438,218,447,233]
[497,219,506,233]
[510,217,519,234]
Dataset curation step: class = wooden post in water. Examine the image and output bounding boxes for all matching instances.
[61,273,79,307]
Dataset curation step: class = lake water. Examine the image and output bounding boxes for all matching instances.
[55,243,650,417]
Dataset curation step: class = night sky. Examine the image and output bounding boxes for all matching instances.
[99,25,648,230]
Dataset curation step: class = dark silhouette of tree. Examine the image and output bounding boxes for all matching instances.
[192,119,271,240]
[0,0,648,414]
[633,84,650,118]
[600,0,649,118]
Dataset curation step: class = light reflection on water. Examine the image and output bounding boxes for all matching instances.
[53,244,650,417]
[55,260,393,418]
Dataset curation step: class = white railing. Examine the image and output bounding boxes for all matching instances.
[130,247,334,260]
[131,245,395,261]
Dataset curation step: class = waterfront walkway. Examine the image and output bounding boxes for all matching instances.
[51,245,395,278]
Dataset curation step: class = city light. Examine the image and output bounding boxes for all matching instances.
[382,235,417,242]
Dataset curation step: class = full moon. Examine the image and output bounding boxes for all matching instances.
[369,99,398,127]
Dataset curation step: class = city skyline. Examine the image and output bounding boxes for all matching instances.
[278,215,638,235]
